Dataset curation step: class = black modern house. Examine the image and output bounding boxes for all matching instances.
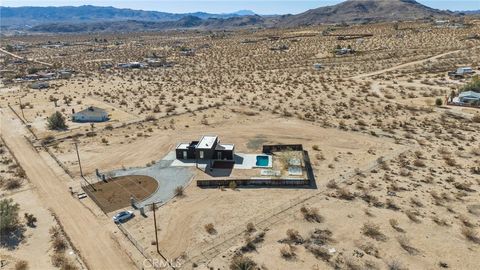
[176,135,235,161]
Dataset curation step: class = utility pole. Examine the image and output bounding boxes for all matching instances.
[74,142,83,177]
[152,202,160,254]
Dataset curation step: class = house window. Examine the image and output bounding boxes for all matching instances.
[199,151,204,159]
[183,151,187,159]
[217,152,222,160]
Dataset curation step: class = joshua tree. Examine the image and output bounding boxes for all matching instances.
[47,111,68,130]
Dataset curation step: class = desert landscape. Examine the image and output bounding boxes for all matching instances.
[1,0,480,270]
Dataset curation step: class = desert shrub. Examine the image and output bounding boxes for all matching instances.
[338,188,355,200]
[405,210,422,223]
[413,159,425,167]
[49,226,61,238]
[361,222,387,241]
[359,242,380,258]
[461,227,480,244]
[145,114,156,121]
[307,229,333,245]
[0,198,21,233]
[229,181,237,190]
[389,219,404,233]
[230,255,256,270]
[473,114,480,123]
[459,215,475,228]
[432,216,449,226]
[204,223,216,234]
[47,111,68,130]
[174,186,184,197]
[312,145,320,151]
[15,260,28,270]
[5,178,22,190]
[280,244,296,259]
[24,213,37,227]
[241,236,257,252]
[387,260,407,270]
[397,236,419,255]
[51,253,77,269]
[460,75,480,92]
[305,244,332,261]
[246,222,256,233]
[52,236,67,252]
[435,98,443,106]
[300,206,323,223]
[410,197,424,207]
[386,198,400,211]
[286,229,304,244]
[326,180,338,189]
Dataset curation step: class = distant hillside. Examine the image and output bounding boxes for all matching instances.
[1,1,471,33]
[278,0,453,27]
[0,5,256,29]
[29,15,266,33]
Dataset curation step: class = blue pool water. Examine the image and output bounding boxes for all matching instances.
[256,155,269,167]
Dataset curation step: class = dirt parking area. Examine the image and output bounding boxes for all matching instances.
[88,175,158,213]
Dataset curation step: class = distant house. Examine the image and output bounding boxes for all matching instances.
[58,71,72,79]
[36,71,55,79]
[456,67,474,75]
[458,91,480,105]
[72,106,109,122]
[335,47,355,55]
[448,67,474,79]
[118,62,145,69]
[30,81,49,89]
[100,63,113,69]
[313,63,323,70]
[176,135,235,161]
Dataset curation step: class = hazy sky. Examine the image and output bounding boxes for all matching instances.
[2,1,479,14]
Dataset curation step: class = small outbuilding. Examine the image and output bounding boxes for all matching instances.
[72,106,109,122]
[30,81,49,89]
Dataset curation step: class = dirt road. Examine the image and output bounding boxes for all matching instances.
[0,48,53,67]
[0,108,135,270]
[351,46,480,79]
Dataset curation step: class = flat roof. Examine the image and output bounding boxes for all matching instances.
[216,144,235,151]
[197,135,217,149]
[176,143,190,150]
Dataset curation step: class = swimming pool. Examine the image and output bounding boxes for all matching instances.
[256,155,270,167]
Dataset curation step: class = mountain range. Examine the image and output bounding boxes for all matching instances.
[0,0,466,33]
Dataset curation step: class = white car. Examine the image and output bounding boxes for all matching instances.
[112,211,134,223]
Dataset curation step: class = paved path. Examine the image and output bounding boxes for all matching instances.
[350,45,480,79]
[1,108,135,270]
[109,159,194,208]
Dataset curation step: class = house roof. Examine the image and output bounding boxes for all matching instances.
[459,91,480,98]
[74,106,108,117]
[215,144,235,151]
[197,135,218,149]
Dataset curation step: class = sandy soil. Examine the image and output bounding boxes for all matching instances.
[1,108,136,270]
